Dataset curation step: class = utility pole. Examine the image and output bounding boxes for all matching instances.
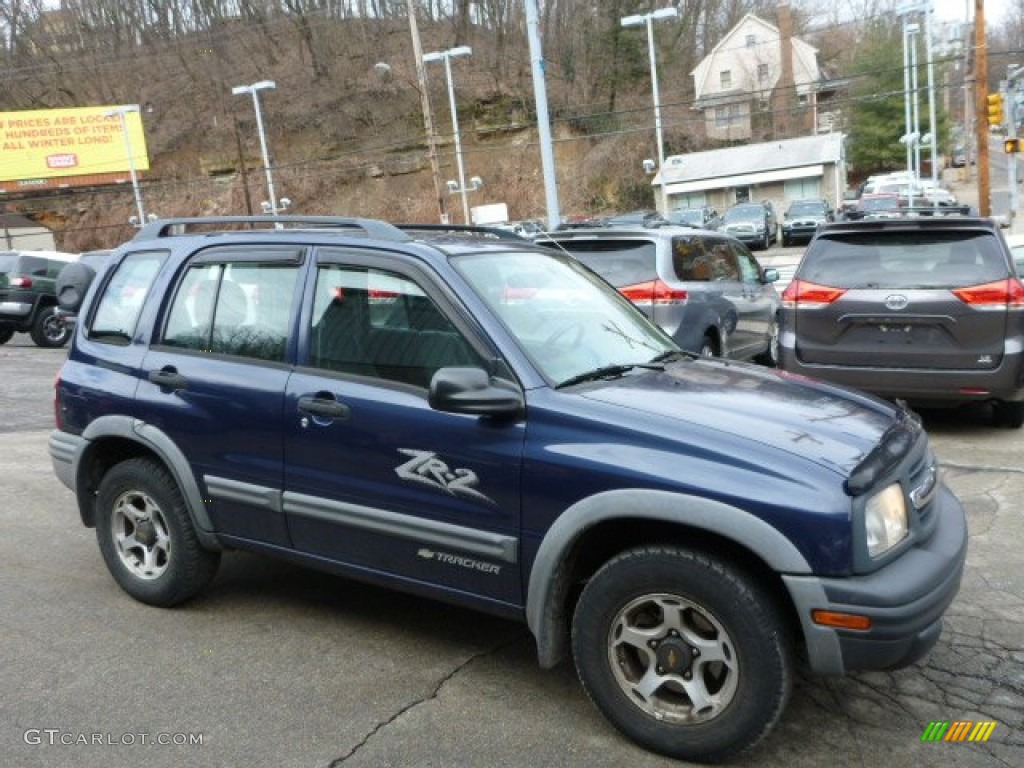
[975,0,990,217]
[407,1,447,224]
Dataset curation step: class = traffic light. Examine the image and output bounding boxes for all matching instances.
[987,92,1005,127]
[1006,138,1021,154]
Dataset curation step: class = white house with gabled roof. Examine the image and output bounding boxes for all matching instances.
[691,13,822,141]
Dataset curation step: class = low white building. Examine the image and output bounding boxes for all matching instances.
[653,133,846,215]
[0,214,56,250]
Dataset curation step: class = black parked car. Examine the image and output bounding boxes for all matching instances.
[721,202,777,250]
[780,198,834,246]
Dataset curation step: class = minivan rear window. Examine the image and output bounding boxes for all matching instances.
[803,232,1007,289]
[553,239,657,288]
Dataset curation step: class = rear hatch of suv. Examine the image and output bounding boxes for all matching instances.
[786,229,1019,370]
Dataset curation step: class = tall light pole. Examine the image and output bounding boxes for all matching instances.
[103,105,146,225]
[231,80,280,215]
[621,7,677,214]
[423,46,473,225]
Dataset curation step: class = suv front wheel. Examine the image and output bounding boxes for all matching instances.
[30,306,71,348]
[571,547,792,763]
[95,458,220,606]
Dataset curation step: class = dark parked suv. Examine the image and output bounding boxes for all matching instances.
[780,216,1024,427]
[780,198,834,246]
[51,216,967,763]
[0,249,79,347]
[536,226,781,362]
[721,202,778,250]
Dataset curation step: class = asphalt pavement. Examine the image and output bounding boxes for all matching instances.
[1,336,1022,768]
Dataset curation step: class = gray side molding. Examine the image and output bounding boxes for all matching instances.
[79,415,222,551]
[525,488,813,668]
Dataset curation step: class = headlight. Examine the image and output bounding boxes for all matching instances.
[864,483,908,557]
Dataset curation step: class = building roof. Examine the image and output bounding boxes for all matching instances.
[654,133,844,192]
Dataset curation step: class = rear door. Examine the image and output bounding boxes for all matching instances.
[137,246,304,547]
[793,232,1012,370]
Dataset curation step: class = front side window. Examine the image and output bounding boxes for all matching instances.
[309,264,480,388]
[89,251,167,342]
[730,243,762,283]
[163,259,299,362]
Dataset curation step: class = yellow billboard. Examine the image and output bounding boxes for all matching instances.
[0,106,150,183]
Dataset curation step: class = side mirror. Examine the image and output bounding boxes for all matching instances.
[763,268,779,284]
[56,261,97,314]
[429,367,523,417]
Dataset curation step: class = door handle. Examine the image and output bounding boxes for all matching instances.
[297,395,350,420]
[148,368,187,391]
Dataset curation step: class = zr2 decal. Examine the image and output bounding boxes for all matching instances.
[395,449,493,504]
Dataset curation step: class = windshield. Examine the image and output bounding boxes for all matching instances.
[669,210,702,225]
[788,202,825,216]
[452,250,676,384]
[724,206,761,222]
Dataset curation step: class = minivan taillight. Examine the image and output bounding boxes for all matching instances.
[619,279,688,305]
[952,278,1024,309]
[781,279,847,306]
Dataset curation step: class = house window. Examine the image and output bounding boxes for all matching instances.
[720,70,732,88]
[746,34,756,48]
[715,105,742,127]
[798,93,809,106]
[758,63,769,82]
[734,187,751,204]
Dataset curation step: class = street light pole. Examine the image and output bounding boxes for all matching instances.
[231,80,280,215]
[622,7,677,215]
[423,46,473,225]
[103,105,146,225]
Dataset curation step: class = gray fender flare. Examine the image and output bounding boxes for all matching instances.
[80,415,222,551]
[525,488,812,668]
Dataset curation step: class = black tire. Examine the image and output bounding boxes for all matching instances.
[781,235,789,248]
[95,457,220,607]
[571,547,792,763]
[29,306,71,348]
[992,400,1024,429]
[0,327,13,345]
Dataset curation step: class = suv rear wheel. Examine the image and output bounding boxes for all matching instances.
[571,547,792,763]
[29,306,70,348]
[0,328,13,345]
[95,458,220,606]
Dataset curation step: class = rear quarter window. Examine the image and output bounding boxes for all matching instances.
[89,251,168,341]
[802,232,1008,289]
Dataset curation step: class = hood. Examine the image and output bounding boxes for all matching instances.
[579,359,899,476]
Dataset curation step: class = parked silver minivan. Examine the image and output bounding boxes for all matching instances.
[537,226,781,363]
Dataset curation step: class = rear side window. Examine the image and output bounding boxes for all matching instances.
[163,259,300,362]
[802,233,1008,289]
[553,239,657,288]
[89,251,167,342]
[672,237,740,281]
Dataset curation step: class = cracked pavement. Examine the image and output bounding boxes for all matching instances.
[1,340,1021,767]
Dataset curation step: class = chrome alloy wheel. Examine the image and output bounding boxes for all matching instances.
[608,593,739,724]
[110,490,171,580]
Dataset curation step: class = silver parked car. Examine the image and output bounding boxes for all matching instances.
[780,216,1024,427]
[537,226,781,363]
[721,202,777,250]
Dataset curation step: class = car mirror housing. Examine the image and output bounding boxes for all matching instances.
[428,367,523,417]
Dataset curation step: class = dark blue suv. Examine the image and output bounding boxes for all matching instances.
[50,216,967,763]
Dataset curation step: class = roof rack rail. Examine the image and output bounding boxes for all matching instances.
[394,223,530,241]
[131,216,410,243]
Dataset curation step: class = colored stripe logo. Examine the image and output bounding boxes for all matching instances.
[921,721,997,742]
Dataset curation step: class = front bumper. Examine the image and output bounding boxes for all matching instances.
[783,482,967,675]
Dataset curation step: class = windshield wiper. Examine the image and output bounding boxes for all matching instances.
[649,349,693,364]
[556,362,663,389]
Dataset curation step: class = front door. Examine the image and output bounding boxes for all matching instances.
[282,250,525,606]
